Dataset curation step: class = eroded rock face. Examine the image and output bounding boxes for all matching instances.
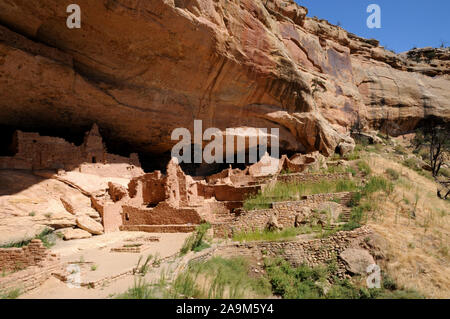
[76,215,104,235]
[61,228,92,240]
[0,0,448,158]
[340,248,375,275]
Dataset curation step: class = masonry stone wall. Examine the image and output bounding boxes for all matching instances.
[0,239,61,294]
[276,172,352,183]
[0,260,61,294]
[120,224,196,233]
[0,240,53,272]
[0,125,140,171]
[272,192,353,209]
[122,202,202,226]
[212,226,372,279]
[213,192,353,237]
[211,184,262,202]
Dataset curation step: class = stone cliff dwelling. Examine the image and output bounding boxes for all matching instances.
[0,123,330,238]
[0,124,140,171]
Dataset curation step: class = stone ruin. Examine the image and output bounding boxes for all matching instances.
[0,239,61,293]
[92,151,331,234]
[0,123,334,236]
[0,124,140,171]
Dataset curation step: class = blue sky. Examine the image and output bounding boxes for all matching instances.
[296,0,449,53]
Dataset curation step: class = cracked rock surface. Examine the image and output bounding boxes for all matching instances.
[0,0,448,157]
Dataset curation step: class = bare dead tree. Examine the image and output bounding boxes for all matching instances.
[351,113,364,136]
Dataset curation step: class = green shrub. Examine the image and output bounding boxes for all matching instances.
[347,167,357,176]
[263,257,420,299]
[382,273,397,291]
[440,168,450,178]
[357,161,372,176]
[244,180,359,211]
[394,145,407,155]
[264,258,379,299]
[117,277,158,299]
[385,168,400,180]
[180,223,211,255]
[0,228,55,249]
[342,206,366,230]
[363,176,393,195]
[171,257,272,299]
[264,258,327,299]
[402,158,419,170]
[0,288,21,299]
[346,151,361,161]
[347,192,362,207]
[233,227,313,242]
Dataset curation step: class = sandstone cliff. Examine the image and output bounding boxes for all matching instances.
[0,0,448,157]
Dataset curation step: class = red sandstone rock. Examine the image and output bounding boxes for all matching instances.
[1,0,446,158]
[339,248,375,275]
[266,215,283,232]
[60,196,76,215]
[62,228,92,240]
[76,216,104,235]
[107,182,128,202]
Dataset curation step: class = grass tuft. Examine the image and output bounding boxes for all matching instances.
[244,180,359,211]
[232,227,315,242]
[0,228,55,249]
[180,223,211,255]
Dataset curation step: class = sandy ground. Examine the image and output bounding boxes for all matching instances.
[20,231,190,299]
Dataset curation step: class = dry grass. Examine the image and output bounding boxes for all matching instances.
[364,154,449,298]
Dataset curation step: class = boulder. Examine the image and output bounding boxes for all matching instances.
[294,214,306,227]
[62,228,92,240]
[351,132,383,145]
[249,152,281,177]
[60,196,76,214]
[76,216,104,235]
[266,215,283,232]
[107,182,128,202]
[339,248,375,275]
[40,212,76,229]
[338,141,356,156]
[294,207,311,227]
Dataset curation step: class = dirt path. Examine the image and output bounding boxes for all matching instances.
[20,231,190,299]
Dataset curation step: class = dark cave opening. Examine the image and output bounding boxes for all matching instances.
[0,125,292,176]
[0,125,17,156]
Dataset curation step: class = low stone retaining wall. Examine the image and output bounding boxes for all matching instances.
[120,224,197,233]
[122,203,202,226]
[272,192,353,209]
[212,226,372,279]
[213,192,353,238]
[0,239,54,272]
[109,238,159,253]
[0,240,61,294]
[276,172,352,183]
[0,260,62,294]
[212,184,261,201]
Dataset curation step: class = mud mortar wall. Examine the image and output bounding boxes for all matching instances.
[213,192,353,237]
[0,239,61,294]
[0,239,52,272]
[212,227,372,278]
[276,172,352,183]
